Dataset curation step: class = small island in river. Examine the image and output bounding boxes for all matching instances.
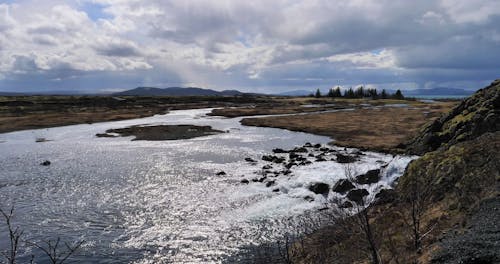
[96,124,224,140]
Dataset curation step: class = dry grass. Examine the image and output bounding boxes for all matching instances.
[241,102,456,152]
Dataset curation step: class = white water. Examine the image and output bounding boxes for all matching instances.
[0,108,415,263]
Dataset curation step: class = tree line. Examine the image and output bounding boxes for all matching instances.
[312,86,405,100]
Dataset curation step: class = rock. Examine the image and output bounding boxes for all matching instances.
[332,179,355,194]
[309,183,330,195]
[272,188,280,192]
[320,147,330,152]
[304,196,315,202]
[95,133,117,138]
[347,189,369,204]
[374,188,397,205]
[245,157,256,163]
[40,160,51,166]
[262,165,272,170]
[258,176,267,182]
[292,147,308,153]
[315,157,327,162]
[285,162,297,169]
[251,178,260,182]
[336,154,358,163]
[272,148,289,153]
[262,155,285,163]
[240,179,249,184]
[355,169,381,184]
[216,171,227,176]
[289,152,301,160]
[308,153,315,157]
[304,142,313,147]
[283,170,292,175]
[265,180,275,187]
[406,80,500,155]
[313,144,322,148]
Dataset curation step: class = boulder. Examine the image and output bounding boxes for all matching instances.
[304,196,315,202]
[336,154,358,163]
[240,179,249,184]
[245,157,256,163]
[265,180,276,187]
[272,188,280,192]
[272,148,289,154]
[313,144,322,148]
[347,189,369,204]
[355,169,381,184]
[304,142,313,147]
[216,171,227,176]
[315,157,327,162]
[262,165,273,170]
[309,182,330,195]
[40,160,51,166]
[293,147,308,153]
[332,179,355,194]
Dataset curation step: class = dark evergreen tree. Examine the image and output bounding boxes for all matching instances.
[315,88,322,98]
[334,87,342,97]
[381,89,388,99]
[393,89,404,99]
[327,88,335,97]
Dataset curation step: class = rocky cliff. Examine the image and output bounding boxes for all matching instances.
[406,79,500,155]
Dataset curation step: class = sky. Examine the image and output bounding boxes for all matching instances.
[0,0,499,93]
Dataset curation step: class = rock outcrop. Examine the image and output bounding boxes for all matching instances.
[406,79,500,155]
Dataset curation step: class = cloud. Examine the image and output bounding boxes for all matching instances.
[0,0,499,93]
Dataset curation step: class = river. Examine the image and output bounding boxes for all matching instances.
[0,108,414,263]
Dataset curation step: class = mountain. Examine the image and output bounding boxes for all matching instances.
[277,90,314,96]
[113,87,245,96]
[404,87,474,97]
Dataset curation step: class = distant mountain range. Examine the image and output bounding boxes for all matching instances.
[404,87,474,96]
[113,87,247,96]
[0,86,475,97]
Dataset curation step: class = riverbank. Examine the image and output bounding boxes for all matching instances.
[0,95,264,133]
[239,101,457,153]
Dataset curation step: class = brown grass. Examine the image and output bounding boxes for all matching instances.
[241,102,456,152]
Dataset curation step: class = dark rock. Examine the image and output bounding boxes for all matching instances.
[285,162,297,169]
[292,147,308,153]
[320,147,330,152]
[332,179,355,194]
[216,171,227,176]
[336,154,358,163]
[251,178,260,182]
[355,169,381,184]
[283,170,292,175]
[289,152,301,160]
[304,196,315,202]
[374,188,397,205]
[309,183,330,195]
[431,197,500,264]
[308,153,315,157]
[258,176,267,182]
[315,157,327,162]
[313,144,322,148]
[304,142,313,147]
[272,188,280,192]
[40,160,51,166]
[265,180,275,187]
[96,133,117,138]
[272,148,289,154]
[262,155,285,163]
[240,179,249,184]
[262,165,272,170]
[245,157,256,163]
[347,189,369,204]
